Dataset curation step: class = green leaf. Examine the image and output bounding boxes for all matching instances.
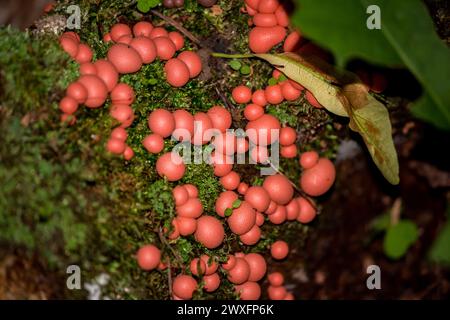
[137,0,160,13]
[229,60,241,70]
[224,208,233,217]
[232,199,242,209]
[257,53,399,184]
[240,65,251,75]
[278,74,287,82]
[268,77,278,86]
[371,212,391,232]
[383,220,419,259]
[256,53,349,117]
[292,0,402,67]
[429,220,450,266]
[343,83,399,185]
[292,0,450,130]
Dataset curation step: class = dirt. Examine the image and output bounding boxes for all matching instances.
[0,249,65,299]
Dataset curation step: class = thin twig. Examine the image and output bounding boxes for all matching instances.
[150,10,201,45]
[167,259,173,298]
[212,52,254,59]
[267,160,301,193]
[215,86,234,109]
[390,198,402,226]
[158,227,183,266]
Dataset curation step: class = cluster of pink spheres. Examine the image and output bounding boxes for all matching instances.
[244,0,289,53]
[138,100,335,299]
[58,21,202,160]
[57,2,339,300]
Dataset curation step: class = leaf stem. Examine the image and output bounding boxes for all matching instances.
[211,52,254,59]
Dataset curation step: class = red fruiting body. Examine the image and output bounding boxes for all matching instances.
[251,89,268,106]
[222,255,237,270]
[244,253,266,282]
[78,75,108,108]
[111,127,128,141]
[305,91,323,108]
[173,109,195,141]
[133,21,154,37]
[176,216,197,236]
[150,27,169,39]
[240,225,261,245]
[107,44,143,74]
[220,171,241,190]
[66,82,87,104]
[165,58,190,87]
[190,258,206,276]
[249,26,286,53]
[203,273,220,292]
[268,272,284,286]
[281,80,302,101]
[207,105,232,133]
[110,104,133,123]
[244,186,270,212]
[268,285,287,300]
[136,244,161,270]
[195,216,225,249]
[265,84,284,105]
[142,134,165,154]
[258,0,279,13]
[94,59,119,92]
[176,198,203,218]
[200,255,219,275]
[279,127,297,146]
[235,281,261,300]
[123,146,134,160]
[280,144,297,158]
[172,275,197,300]
[253,13,278,27]
[300,158,336,196]
[184,184,198,198]
[285,199,300,221]
[111,83,135,105]
[263,174,294,205]
[246,114,280,146]
[110,24,132,42]
[227,257,250,284]
[177,51,202,78]
[283,31,302,52]
[148,109,175,138]
[270,240,289,260]
[172,185,189,206]
[244,104,265,121]
[299,151,319,169]
[193,112,213,145]
[268,205,286,224]
[168,31,185,51]
[154,37,176,60]
[297,197,317,223]
[130,37,157,64]
[59,96,78,114]
[232,85,252,104]
[156,152,185,181]
[215,191,239,217]
[227,201,256,235]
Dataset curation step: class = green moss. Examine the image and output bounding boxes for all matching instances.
[0,0,342,300]
[182,162,221,213]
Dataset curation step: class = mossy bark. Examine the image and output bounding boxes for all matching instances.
[0,0,342,299]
